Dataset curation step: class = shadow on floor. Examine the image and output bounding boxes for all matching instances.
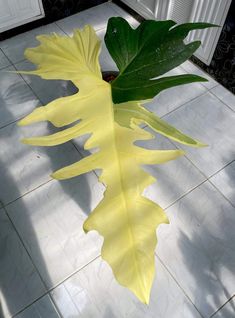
[174,178,235,317]
[0,75,96,317]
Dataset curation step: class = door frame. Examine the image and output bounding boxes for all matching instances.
[0,0,45,33]
[120,0,232,65]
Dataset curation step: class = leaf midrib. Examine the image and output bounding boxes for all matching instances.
[110,104,143,286]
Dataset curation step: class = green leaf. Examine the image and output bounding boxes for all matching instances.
[112,73,208,103]
[105,17,216,103]
[114,101,207,147]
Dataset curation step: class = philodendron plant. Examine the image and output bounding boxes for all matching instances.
[18,18,215,303]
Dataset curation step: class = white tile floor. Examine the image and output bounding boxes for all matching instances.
[0,2,234,318]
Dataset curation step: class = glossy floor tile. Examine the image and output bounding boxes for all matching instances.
[210,85,235,112]
[0,50,11,69]
[0,23,65,64]
[144,67,207,117]
[14,295,60,318]
[212,297,235,318]
[157,181,235,317]
[6,176,104,289]
[0,66,40,128]
[51,256,202,318]
[136,132,205,209]
[210,160,235,206]
[56,2,138,36]
[163,91,235,177]
[0,208,46,318]
[56,2,119,35]
[0,121,82,205]
[107,2,140,28]
[181,60,218,89]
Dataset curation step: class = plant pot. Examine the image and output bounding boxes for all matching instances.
[102,71,119,83]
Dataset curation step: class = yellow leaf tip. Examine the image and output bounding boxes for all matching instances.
[51,172,58,179]
[178,150,185,156]
[83,224,89,234]
[134,289,150,305]
[20,138,28,144]
[17,118,30,126]
[199,142,208,148]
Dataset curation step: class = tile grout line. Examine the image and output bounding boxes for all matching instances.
[11,63,46,105]
[160,121,235,208]
[208,88,235,113]
[164,154,235,210]
[180,63,219,88]
[160,90,208,120]
[164,179,208,210]
[49,255,101,294]
[47,293,63,318]
[0,47,14,68]
[155,254,205,318]
[3,178,53,208]
[209,294,235,318]
[12,254,101,317]
[142,124,235,210]
[55,19,107,37]
[2,206,52,316]
[207,178,235,209]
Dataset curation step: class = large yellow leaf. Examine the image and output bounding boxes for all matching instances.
[18,26,184,303]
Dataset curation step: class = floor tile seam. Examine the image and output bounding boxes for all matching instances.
[171,152,235,207]
[0,63,14,71]
[2,206,51,313]
[0,106,43,130]
[166,131,235,181]
[49,254,101,295]
[180,63,219,87]
[208,88,235,113]
[206,159,235,179]
[164,178,208,210]
[155,254,205,318]
[209,294,235,318]
[0,47,14,68]
[55,20,107,37]
[48,254,102,315]
[11,64,45,105]
[3,178,53,208]
[138,125,209,190]
[10,57,26,65]
[0,117,20,130]
[167,139,211,180]
[11,254,101,317]
[169,147,235,206]
[207,178,235,209]
[143,122,209,181]
[47,293,63,318]
[119,123,235,208]
[11,291,59,318]
[160,90,208,120]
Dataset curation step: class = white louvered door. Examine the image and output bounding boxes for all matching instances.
[0,0,45,32]
[121,0,232,65]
